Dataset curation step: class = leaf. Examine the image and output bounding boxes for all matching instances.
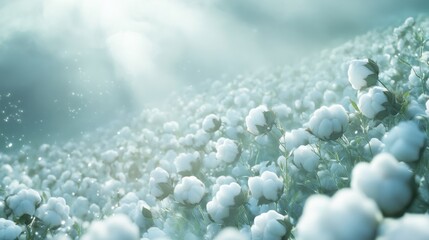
[263,110,276,127]
[349,99,360,112]
[142,206,153,219]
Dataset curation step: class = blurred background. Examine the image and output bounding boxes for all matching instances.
[1,0,429,152]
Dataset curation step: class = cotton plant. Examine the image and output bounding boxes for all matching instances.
[357,87,389,119]
[149,167,173,200]
[279,128,313,153]
[174,176,206,206]
[202,114,222,133]
[215,138,242,164]
[5,188,41,219]
[292,145,320,173]
[81,214,140,240]
[351,153,414,216]
[307,104,349,141]
[245,105,276,135]
[250,210,291,240]
[174,152,201,176]
[382,120,427,162]
[377,214,429,240]
[347,58,379,90]
[213,227,247,240]
[206,182,246,223]
[296,188,382,240]
[248,171,283,205]
[0,218,22,240]
[36,197,72,229]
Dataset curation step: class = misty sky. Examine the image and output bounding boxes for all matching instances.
[1,0,429,152]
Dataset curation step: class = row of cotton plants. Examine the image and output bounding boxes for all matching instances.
[1,16,429,239]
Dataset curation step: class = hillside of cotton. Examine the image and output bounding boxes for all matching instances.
[2,13,429,240]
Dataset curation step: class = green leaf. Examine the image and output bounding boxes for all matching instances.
[263,110,276,127]
[142,206,153,219]
[349,99,360,112]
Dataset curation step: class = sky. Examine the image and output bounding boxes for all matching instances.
[0,0,429,152]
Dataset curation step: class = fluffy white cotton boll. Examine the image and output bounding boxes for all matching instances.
[377,214,429,240]
[81,214,139,240]
[251,210,290,240]
[206,199,230,223]
[382,121,426,162]
[279,128,312,153]
[0,218,22,240]
[348,59,379,90]
[293,145,319,172]
[216,182,245,208]
[149,167,172,200]
[308,104,348,140]
[174,152,201,176]
[351,153,414,216]
[193,130,210,149]
[163,121,179,134]
[296,189,381,240]
[202,114,222,133]
[100,150,119,163]
[358,87,389,119]
[272,104,291,120]
[364,138,385,156]
[214,227,247,240]
[216,138,241,164]
[174,176,205,205]
[245,105,276,135]
[142,227,171,240]
[248,171,283,204]
[71,196,90,219]
[36,197,71,228]
[203,152,220,170]
[6,188,41,217]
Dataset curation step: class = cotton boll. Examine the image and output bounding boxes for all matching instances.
[292,145,319,172]
[71,196,90,219]
[202,114,222,133]
[100,150,119,163]
[174,176,205,205]
[364,138,385,156]
[193,130,210,149]
[382,121,427,162]
[0,218,22,240]
[296,189,381,240]
[142,227,171,240]
[163,121,179,134]
[213,227,247,240]
[358,87,389,119]
[6,188,41,218]
[215,138,241,164]
[248,171,283,204]
[351,153,414,216]
[377,214,429,240]
[206,200,230,223]
[149,167,172,200]
[36,197,71,228]
[174,152,201,176]
[245,105,276,135]
[251,210,290,240]
[348,59,379,90]
[308,104,348,140]
[81,214,140,240]
[279,128,312,153]
[272,104,291,120]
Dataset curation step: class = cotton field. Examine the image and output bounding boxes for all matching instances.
[1,15,429,240]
